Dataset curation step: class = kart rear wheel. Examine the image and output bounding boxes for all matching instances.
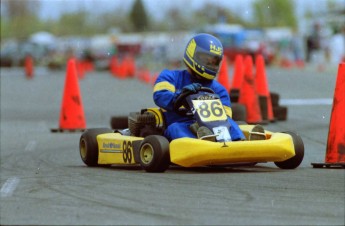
[139,135,170,172]
[79,128,113,167]
[274,131,304,169]
[110,116,128,129]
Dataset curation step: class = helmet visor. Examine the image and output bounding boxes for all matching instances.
[195,52,222,72]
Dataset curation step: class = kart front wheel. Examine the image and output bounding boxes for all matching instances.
[139,135,170,172]
[274,131,304,169]
[79,128,113,167]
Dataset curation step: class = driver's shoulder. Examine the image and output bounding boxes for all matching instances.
[159,69,186,80]
[208,81,230,101]
[208,80,227,93]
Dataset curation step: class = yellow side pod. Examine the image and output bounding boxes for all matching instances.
[97,133,143,165]
[170,125,295,167]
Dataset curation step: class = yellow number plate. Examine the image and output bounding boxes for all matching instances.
[192,99,227,122]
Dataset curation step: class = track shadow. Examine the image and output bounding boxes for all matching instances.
[70,164,281,174]
[166,164,281,174]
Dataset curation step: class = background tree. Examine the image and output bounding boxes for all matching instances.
[165,7,192,30]
[192,4,247,29]
[1,0,42,40]
[55,11,90,36]
[151,4,240,32]
[252,0,297,28]
[129,0,149,32]
[92,11,129,33]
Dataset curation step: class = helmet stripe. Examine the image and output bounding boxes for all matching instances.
[186,38,197,58]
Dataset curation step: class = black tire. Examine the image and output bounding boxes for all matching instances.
[139,135,170,172]
[110,116,128,129]
[274,131,304,169]
[128,112,156,136]
[79,128,113,167]
[232,103,247,121]
[230,89,240,103]
[273,106,288,121]
[270,92,280,107]
[259,95,268,120]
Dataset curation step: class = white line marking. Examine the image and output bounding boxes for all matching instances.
[280,98,333,106]
[1,177,20,197]
[25,140,37,152]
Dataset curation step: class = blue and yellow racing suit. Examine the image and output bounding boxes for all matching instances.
[153,69,245,141]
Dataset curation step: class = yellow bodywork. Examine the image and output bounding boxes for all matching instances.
[97,133,143,165]
[95,125,296,168]
[169,125,296,167]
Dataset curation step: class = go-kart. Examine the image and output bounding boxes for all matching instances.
[79,87,304,172]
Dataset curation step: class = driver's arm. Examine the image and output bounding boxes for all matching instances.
[213,83,233,118]
[153,70,180,111]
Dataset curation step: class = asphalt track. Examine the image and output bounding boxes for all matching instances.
[1,65,344,225]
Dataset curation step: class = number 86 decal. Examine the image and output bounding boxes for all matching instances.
[194,100,227,122]
[123,141,132,163]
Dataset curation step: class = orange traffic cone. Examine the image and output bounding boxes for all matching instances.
[280,57,293,69]
[110,56,119,77]
[230,55,244,103]
[138,67,151,84]
[231,55,244,90]
[255,54,274,122]
[117,58,128,79]
[83,60,94,72]
[77,60,94,79]
[295,59,305,69]
[126,55,136,78]
[238,55,263,124]
[76,59,85,79]
[51,58,86,132]
[312,63,345,168]
[24,55,34,79]
[151,72,159,86]
[218,55,231,91]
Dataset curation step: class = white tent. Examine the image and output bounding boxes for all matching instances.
[29,31,56,46]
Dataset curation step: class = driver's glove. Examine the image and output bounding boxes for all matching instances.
[182,83,202,93]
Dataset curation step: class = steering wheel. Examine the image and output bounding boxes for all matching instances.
[173,87,215,116]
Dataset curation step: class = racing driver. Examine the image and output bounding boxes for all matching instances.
[153,33,246,142]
